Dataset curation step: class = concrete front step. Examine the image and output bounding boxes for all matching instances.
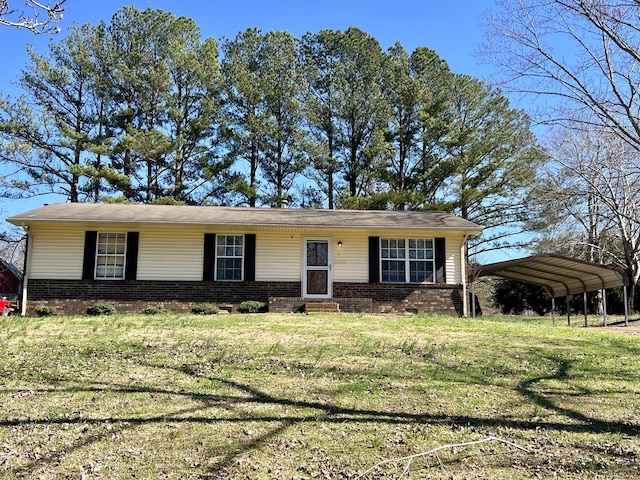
[305,302,340,313]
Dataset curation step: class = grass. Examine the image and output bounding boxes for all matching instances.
[0,313,638,479]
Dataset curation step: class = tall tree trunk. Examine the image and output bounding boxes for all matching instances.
[249,140,258,208]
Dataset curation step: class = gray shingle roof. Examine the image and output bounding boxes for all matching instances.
[7,203,483,232]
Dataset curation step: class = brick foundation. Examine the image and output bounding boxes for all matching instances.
[25,279,464,316]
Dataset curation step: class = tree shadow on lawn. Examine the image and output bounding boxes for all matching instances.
[1,358,638,477]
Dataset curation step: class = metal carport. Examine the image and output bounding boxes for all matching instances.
[472,254,629,326]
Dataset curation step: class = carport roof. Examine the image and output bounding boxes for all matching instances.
[472,254,627,297]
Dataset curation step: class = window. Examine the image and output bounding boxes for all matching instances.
[216,234,244,281]
[95,233,126,279]
[381,238,434,283]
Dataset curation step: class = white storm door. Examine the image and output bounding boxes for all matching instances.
[303,237,332,298]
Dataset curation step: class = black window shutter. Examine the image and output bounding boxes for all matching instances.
[369,236,380,283]
[435,237,446,283]
[125,232,139,280]
[203,233,215,281]
[82,231,97,280]
[244,234,256,281]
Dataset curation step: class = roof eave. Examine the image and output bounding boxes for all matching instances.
[8,216,483,232]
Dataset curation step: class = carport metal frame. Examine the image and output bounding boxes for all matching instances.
[471,254,629,326]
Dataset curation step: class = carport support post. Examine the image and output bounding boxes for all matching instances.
[624,285,629,327]
[567,296,571,327]
[551,297,556,326]
[583,291,588,327]
[472,280,476,319]
[602,289,607,327]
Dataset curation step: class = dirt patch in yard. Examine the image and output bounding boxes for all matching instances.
[596,318,640,335]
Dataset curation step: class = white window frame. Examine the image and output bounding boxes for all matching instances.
[95,232,127,280]
[380,237,435,284]
[215,234,244,281]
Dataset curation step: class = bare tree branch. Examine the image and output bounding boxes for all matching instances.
[482,0,640,149]
[356,436,531,479]
[0,0,66,34]
[532,119,640,310]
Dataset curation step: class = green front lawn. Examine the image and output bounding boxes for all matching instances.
[0,313,638,479]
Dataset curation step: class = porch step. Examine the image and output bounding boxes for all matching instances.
[269,297,372,314]
[305,302,340,314]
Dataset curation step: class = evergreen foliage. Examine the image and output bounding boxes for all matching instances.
[141,304,165,315]
[190,304,219,315]
[86,303,116,316]
[492,278,551,316]
[238,300,266,313]
[34,305,56,317]
[0,6,540,257]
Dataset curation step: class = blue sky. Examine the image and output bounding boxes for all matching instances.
[0,1,495,88]
[0,1,500,241]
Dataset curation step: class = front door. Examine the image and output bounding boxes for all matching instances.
[303,237,332,298]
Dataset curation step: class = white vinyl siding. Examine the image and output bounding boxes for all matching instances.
[255,233,301,281]
[28,225,86,279]
[331,232,368,282]
[26,224,467,284]
[445,233,460,284]
[136,229,203,281]
[254,231,371,283]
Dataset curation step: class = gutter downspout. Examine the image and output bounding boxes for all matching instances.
[19,225,30,316]
[461,234,470,317]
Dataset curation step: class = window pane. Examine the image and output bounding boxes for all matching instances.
[409,238,433,263]
[307,270,328,294]
[307,241,328,266]
[95,232,126,279]
[410,261,434,283]
[381,238,405,263]
[381,238,437,284]
[217,258,242,281]
[382,260,405,282]
[215,235,244,281]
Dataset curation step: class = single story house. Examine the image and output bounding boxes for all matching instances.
[7,203,482,316]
